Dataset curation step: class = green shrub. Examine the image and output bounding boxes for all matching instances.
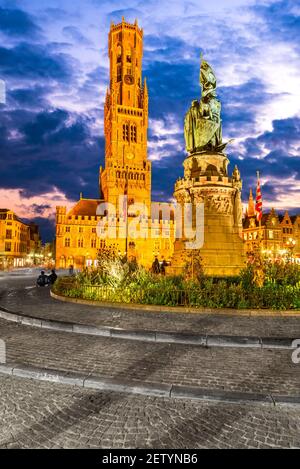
[53,257,300,310]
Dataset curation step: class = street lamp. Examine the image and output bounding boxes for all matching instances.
[286,237,296,262]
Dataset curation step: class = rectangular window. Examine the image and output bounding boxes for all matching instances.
[92,228,96,233]
[65,238,70,247]
[91,239,97,248]
[6,229,12,239]
[66,226,70,233]
[5,242,11,252]
[269,230,274,239]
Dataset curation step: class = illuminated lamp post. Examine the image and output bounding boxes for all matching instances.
[286,238,296,263]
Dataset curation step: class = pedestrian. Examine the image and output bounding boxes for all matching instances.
[69,265,74,276]
[151,256,160,274]
[36,271,48,287]
[48,269,57,285]
[160,257,168,275]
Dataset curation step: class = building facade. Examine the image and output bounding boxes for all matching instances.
[243,191,300,261]
[56,18,175,270]
[0,209,41,269]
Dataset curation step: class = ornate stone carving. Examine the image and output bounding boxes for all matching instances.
[205,194,233,215]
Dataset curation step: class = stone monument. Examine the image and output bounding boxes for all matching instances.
[169,57,245,277]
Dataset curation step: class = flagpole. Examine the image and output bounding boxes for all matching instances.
[257,170,261,229]
[256,170,262,255]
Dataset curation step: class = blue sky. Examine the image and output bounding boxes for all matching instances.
[0,0,299,241]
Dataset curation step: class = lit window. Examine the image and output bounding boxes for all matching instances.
[5,242,11,252]
[123,124,129,142]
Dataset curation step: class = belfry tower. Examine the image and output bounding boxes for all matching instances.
[100,17,151,213]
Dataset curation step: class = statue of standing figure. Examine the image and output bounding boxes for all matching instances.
[184,57,230,154]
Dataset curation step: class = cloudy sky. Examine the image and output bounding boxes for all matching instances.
[0,0,299,241]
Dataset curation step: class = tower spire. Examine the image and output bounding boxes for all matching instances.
[247,188,255,218]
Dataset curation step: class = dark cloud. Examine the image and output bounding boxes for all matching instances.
[22,216,56,243]
[0,105,103,201]
[0,43,74,81]
[219,80,280,137]
[0,7,41,38]
[8,86,50,110]
[106,8,142,26]
[63,26,92,46]
[252,0,300,47]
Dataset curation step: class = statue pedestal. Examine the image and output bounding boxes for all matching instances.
[168,151,245,277]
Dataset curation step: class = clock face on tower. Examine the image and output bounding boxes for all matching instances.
[124,75,134,85]
[126,151,134,160]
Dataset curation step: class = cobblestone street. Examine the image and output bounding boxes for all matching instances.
[0,274,300,448]
[1,375,300,449]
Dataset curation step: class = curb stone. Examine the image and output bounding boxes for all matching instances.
[0,307,297,350]
[1,362,300,406]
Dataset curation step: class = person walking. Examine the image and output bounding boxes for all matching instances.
[151,257,160,274]
[160,257,168,275]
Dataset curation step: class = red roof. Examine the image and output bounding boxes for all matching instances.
[68,199,103,217]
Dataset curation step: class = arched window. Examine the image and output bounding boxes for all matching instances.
[117,65,121,82]
[117,45,122,63]
[130,124,137,143]
[122,124,129,142]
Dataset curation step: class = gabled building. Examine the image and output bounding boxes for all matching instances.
[243,190,299,261]
[0,209,41,269]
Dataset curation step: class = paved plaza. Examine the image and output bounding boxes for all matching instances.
[0,273,300,448]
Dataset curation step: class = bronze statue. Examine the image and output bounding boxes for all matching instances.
[184,56,231,154]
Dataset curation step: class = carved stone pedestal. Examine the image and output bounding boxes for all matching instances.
[169,151,245,277]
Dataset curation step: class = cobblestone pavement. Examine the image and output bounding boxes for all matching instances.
[1,317,300,395]
[1,275,300,337]
[1,274,300,448]
[0,375,300,449]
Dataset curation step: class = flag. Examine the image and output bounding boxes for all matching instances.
[255,174,263,222]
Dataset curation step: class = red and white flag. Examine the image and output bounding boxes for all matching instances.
[255,173,263,222]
